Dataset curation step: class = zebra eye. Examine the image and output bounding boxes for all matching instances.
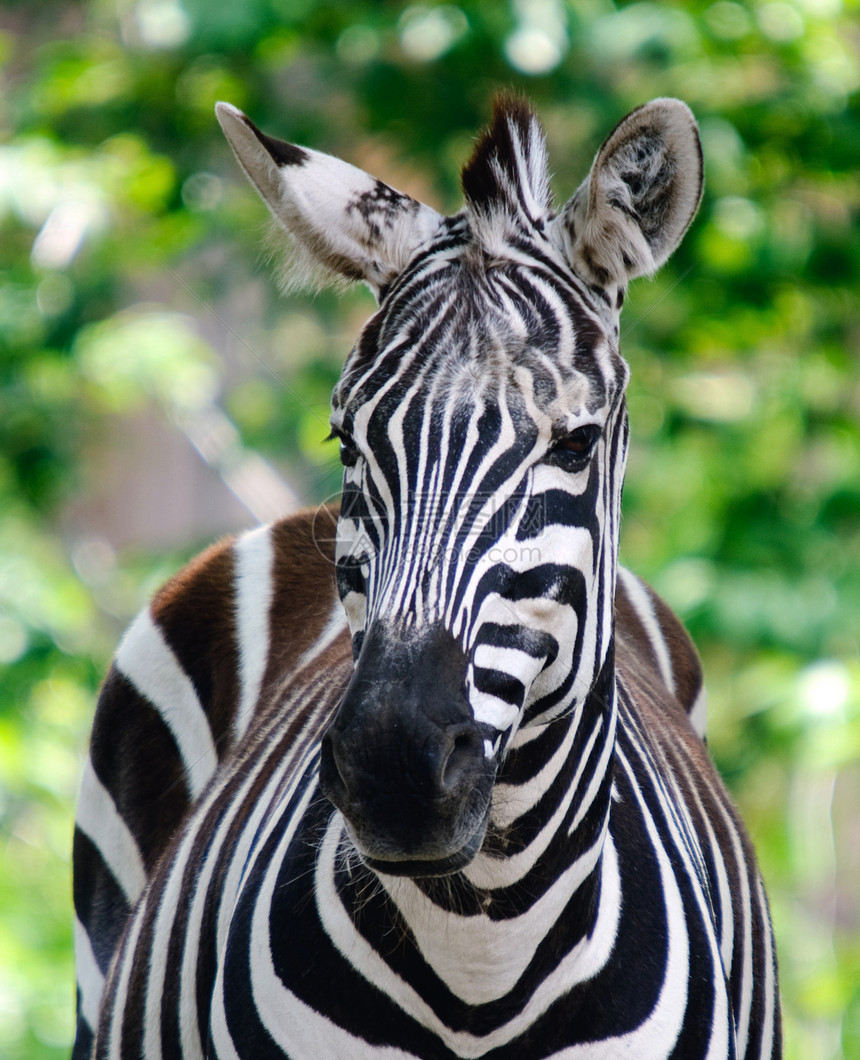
[548,425,600,469]
[339,441,359,468]
[329,428,359,468]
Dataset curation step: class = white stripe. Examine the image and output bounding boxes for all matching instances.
[689,685,708,739]
[104,890,149,1060]
[621,706,735,1057]
[569,707,616,834]
[76,759,147,905]
[209,968,244,1060]
[693,754,755,1055]
[757,874,777,1060]
[143,808,205,1060]
[473,643,545,681]
[672,753,734,972]
[232,526,275,741]
[733,830,755,1053]
[74,915,105,1034]
[177,757,257,1057]
[116,609,217,799]
[393,364,447,619]
[617,566,676,695]
[471,691,519,730]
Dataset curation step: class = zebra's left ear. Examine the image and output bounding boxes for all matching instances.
[216,103,443,297]
[551,99,703,287]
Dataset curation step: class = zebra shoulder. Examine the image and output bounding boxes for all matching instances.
[615,566,707,738]
[83,503,343,850]
[101,503,343,789]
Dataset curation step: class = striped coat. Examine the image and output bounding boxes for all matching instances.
[75,514,778,1058]
[73,95,781,1058]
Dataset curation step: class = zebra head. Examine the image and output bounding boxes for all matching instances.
[217,98,702,876]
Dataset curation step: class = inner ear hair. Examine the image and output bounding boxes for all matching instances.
[554,98,703,288]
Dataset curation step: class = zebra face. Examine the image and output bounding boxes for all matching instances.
[217,96,703,875]
[319,254,630,873]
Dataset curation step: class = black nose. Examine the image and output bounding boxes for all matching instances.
[321,715,483,810]
[317,622,494,870]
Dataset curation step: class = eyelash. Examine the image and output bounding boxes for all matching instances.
[328,428,359,468]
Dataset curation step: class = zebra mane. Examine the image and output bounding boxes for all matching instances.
[461,95,553,241]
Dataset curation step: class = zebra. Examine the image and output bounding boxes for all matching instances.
[72,95,781,1058]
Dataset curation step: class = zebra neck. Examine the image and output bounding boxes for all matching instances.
[465,644,617,891]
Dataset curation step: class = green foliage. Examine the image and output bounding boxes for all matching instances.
[1,2,858,1057]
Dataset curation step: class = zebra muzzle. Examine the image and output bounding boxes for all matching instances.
[318,622,495,876]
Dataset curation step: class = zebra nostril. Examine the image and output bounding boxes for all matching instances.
[440,731,480,793]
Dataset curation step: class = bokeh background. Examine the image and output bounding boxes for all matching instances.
[1,1,859,1057]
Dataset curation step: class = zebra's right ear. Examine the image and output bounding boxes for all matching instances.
[216,103,442,297]
[552,98,703,288]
